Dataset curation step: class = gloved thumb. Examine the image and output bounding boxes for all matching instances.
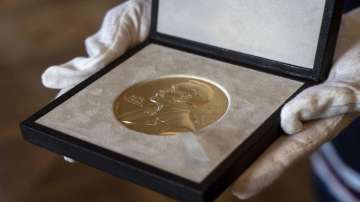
[281,83,360,135]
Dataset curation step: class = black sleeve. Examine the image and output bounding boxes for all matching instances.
[344,0,360,12]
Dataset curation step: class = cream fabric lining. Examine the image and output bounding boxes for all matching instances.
[37,44,303,182]
[158,0,326,69]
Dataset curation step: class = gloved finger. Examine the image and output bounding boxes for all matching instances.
[281,83,360,134]
[85,0,150,57]
[231,114,355,200]
[42,0,151,90]
[63,156,76,163]
[42,59,96,89]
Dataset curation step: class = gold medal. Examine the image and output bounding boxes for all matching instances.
[114,76,228,136]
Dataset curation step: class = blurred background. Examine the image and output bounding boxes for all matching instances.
[0,1,316,202]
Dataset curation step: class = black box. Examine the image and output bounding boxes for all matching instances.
[21,0,343,201]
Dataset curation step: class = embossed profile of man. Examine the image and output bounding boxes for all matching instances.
[114,78,228,135]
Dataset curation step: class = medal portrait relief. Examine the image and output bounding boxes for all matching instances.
[114,76,229,136]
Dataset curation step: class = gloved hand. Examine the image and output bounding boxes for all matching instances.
[42,0,151,97]
[41,0,360,200]
[232,8,360,199]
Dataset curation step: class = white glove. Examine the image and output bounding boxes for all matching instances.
[41,0,360,199]
[281,9,360,134]
[233,8,360,199]
[42,0,151,96]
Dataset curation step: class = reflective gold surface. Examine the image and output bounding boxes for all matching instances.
[114,76,229,135]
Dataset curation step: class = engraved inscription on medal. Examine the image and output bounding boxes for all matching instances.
[113,76,228,136]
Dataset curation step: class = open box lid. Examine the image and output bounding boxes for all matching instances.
[150,0,343,82]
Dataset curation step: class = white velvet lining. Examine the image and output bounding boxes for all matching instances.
[36,44,303,182]
[157,0,326,69]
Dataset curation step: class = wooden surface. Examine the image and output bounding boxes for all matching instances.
[0,1,315,202]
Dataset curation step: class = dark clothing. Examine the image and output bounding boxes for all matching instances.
[333,119,360,174]
[344,0,360,12]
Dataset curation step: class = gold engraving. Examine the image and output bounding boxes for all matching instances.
[113,76,228,136]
